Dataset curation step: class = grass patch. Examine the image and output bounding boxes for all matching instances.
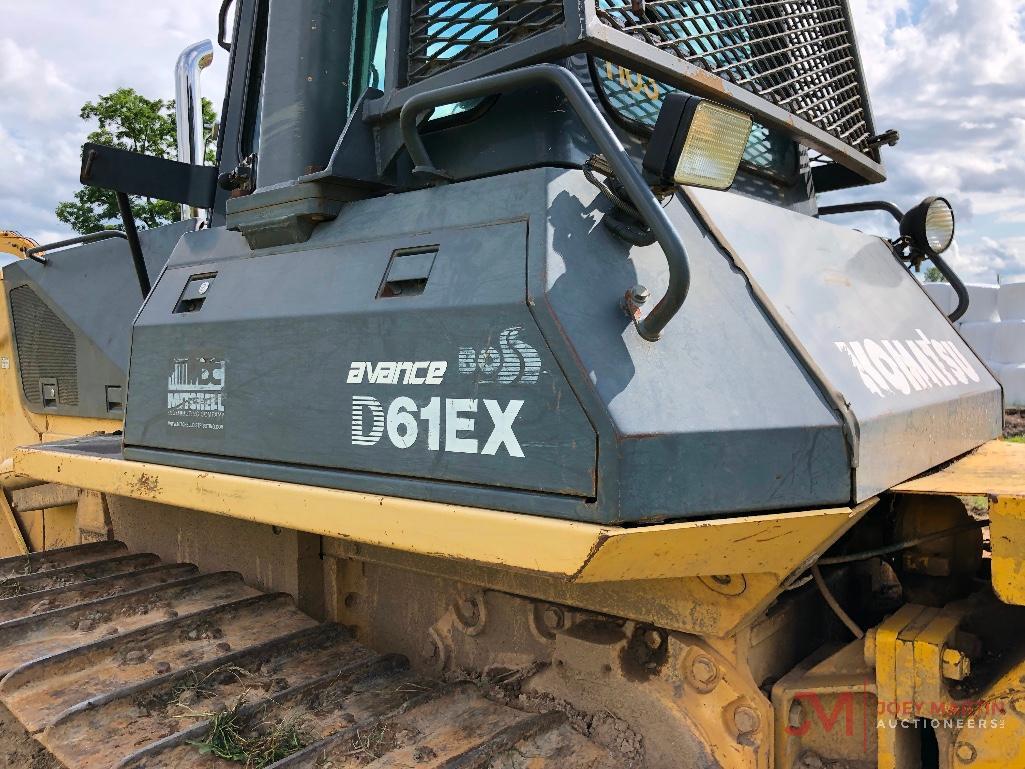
[1006,436,1025,444]
[345,722,396,764]
[156,665,252,715]
[191,697,310,768]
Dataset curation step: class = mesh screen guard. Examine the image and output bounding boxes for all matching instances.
[595,0,874,154]
[397,0,882,184]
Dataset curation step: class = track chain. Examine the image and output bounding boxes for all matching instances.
[0,542,618,768]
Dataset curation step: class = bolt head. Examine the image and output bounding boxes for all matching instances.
[733,705,761,735]
[955,742,977,764]
[543,606,564,631]
[942,648,971,681]
[629,285,650,305]
[690,654,718,686]
[643,629,663,651]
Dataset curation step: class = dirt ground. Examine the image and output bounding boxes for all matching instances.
[0,703,59,769]
[1005,409,1025,438]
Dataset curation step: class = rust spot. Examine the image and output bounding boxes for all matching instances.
[619,625,667,682]
[132,473,160,497]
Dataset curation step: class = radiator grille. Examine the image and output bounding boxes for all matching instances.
[595,0,873,154]
[407,0,564,84]
[9,286,78,406]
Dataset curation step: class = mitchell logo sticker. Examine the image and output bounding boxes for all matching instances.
[167,356,226,430]
[458,326,543,385]
[835,330,981,398]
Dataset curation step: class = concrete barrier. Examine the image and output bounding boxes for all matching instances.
[962,284,1000,322]
[924,280,1025,408]
[994,321,1025,366]
[999,364,1025,408]
[999,282,1025,321]
[959,321,1000,362]
[922,282,957,315]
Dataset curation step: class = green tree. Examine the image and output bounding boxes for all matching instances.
[56,88,216,234]
[924,265,947,283]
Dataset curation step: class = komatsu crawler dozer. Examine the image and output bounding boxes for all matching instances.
[1,1,1023,767]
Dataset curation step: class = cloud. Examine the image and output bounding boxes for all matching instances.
[0,0,1021,282]
[0,1,228,243]
[827,0,1025,282]
[952,238,1025,283]
[0,39,76,121]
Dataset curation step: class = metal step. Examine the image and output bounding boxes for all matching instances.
[0,542,619,769]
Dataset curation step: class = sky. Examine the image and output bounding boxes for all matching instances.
[0,0,1023,283]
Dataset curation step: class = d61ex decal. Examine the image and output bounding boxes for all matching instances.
[351,396,525,457]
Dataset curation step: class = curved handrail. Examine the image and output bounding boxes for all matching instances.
[818,200,969,322]
[24,230,127,265]
[818,200,904,224]
[399,64,691,342]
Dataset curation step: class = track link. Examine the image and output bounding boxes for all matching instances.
[0,542,618,768]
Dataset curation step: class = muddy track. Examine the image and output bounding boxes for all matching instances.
[0,542,617,768]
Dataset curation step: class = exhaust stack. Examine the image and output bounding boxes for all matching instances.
[175,39,214,219]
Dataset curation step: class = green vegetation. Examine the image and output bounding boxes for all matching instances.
[55,87,216,234]
[192,697,310,768]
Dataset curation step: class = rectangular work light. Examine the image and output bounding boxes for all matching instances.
[642,94,753,190]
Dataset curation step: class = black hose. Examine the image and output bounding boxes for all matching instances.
[115,192,151,297]
[817,519,987,566]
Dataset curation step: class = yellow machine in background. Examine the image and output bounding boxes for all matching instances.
[0,231,37,261]
[0,229,119,557]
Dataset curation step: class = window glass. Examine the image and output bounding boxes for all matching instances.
[422,2,496,120]
[352,0,389,110]
[594,58,797,181]
[356,1,483,120]
[367,3,388,90]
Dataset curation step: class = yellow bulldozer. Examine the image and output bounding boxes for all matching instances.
[0,1,1023,768]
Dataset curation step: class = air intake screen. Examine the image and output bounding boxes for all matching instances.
[407,0,565,84]
[9,286,78,406]
[595,0,873,154]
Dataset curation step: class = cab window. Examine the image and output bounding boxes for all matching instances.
[353,0,390,108]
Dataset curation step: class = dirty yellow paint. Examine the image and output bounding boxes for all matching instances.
[949,655,1025,768]
[19,509,43,552]
[893,440,1025,497]
[14,443,872,585]
[991,496,1025,605]
[42,504,78,549]
[573,500,875,583]
[0,492,27,556]
[891,440,1025,607]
